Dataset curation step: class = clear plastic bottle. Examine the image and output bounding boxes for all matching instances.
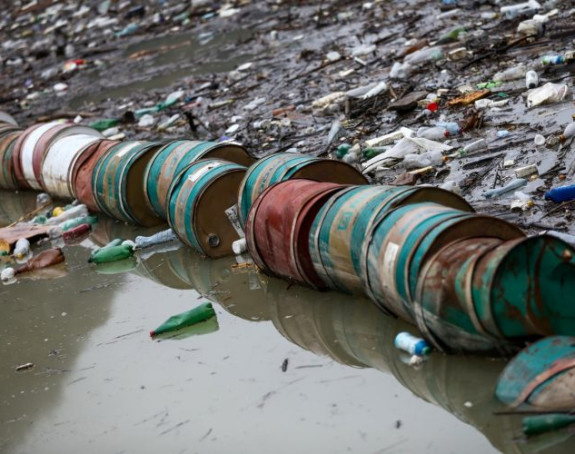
[417,126,447,140]
[13,238,30,259]
[525,70,539,89]
[493,64,527,82]
[135,229,179,249]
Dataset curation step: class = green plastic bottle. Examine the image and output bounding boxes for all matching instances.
[61,215,98,232]
[90,119,119,131]
[363,147,386,160]
[150,303,216,337]
[336,143,352,160]
[523,414,575,436]
[89,244,133,264]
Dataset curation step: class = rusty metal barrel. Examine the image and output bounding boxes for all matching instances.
[145,140,254,219]
[167,159,247,258]
[309,185,474,295]
[0,129,22,190]
[72,140,121,211]
[0,112,18,126]
[471,235,575,339]
[245,179,347,288]
[413,237,515,354]
[11,123,56,189]
[365,203,524,323]
[237,152,368,228]
[33,124,102,190]
[41,134,104,199]
[92,141,165,226]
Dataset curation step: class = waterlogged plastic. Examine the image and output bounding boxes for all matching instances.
[150,302,216,337]
[89,244,134,264]
[493,64,526,82]
[527,83,570,108]
[417,127,447,141]
[484,179,528,199]
[134,229,179,249]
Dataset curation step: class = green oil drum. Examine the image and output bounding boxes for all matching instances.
[144,140,253,219]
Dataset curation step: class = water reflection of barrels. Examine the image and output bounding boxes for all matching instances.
[0,190,37,227]
[164,247,270,321]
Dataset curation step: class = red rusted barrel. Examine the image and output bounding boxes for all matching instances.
[72,140,121,212]
[245,179,348,288]
[0,130,22,190]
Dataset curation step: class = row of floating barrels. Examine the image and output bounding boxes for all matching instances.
[2,117,575,355]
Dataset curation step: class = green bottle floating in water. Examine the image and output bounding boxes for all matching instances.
[523,413,575,436]
[89,244,134,264]
[150,303,216,337]
[152,316,219,341]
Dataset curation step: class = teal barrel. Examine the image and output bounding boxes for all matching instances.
[144,140,254,219]
[309,186,474,295]
[496,336,575,411]
[413,237,520,354]
[365,203,524,323]
[92,141,165,226]
[237,152,368,228]
[0,129,21,190]
[472,235,575,339]
[167,159,247,258]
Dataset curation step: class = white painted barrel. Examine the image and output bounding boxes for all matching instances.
[21,121,62,190]
[42,134,103,199]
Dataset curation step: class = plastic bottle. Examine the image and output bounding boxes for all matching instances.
[88,244,134,264]
[523,414,575,436]
[500,0,541,20]
[394,332,432,356]
[559,123,575,142]
[13,239,30,259]
[435,121,461,136]
[493,64,527,82]
[417,126,448,140]
[336,143,351,159]
[525,70,539,89]
[90,119,119,131]
[362,147,387,160]
[36,193,52,208]
[484,179,528,199]
[460,139,488,156]
[1,267,15,282]
[60,215,98,232]
[150,302,216,337]
[63,224,92,243]
[545,184,575,203]
[135,229,179,249]
[45,205,88,225]
[542,55,565,65]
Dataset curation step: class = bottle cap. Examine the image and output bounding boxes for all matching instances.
[421,346,432,356]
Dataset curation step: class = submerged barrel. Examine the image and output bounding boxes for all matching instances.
[72,140,120,211]
[365,203,524,323]
[472,235,575,339]
[0,130,22,190]
[245,179,347,288]
[309,185,474,296]
[41,134,103,199]
[145,140,254,219]
[237,152,368,227]
[92,141,165,226]
[167,159,247,258]
[413,237,518,354]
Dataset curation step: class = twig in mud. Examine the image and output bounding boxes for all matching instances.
[539,200,575,220]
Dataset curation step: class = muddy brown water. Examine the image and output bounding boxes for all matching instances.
[1,191,575,454]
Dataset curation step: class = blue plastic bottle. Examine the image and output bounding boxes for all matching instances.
[394,332,431,356]
[545,185,575,203]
